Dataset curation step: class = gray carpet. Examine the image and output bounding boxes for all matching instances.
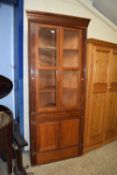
[1,140,117,175]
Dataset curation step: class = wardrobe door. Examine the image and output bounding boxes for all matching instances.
[87,46,109,146]
[105,49,117,140]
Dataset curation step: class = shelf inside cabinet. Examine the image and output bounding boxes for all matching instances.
[39,91,56,108]
[63,49,79,68]
[39,86,56,92]
[39,45,56,50]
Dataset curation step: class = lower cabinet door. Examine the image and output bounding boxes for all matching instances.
[38,121,59,152]
[60,118,80,148]
[31,117,81,164]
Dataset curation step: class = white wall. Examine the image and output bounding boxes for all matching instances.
[24,0,117,146]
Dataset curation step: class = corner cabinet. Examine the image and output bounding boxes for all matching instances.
[27,11,90,165]
[84,39,117,152]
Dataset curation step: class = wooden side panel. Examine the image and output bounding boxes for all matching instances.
[105,92,117,139]
[37,121,59,152]
[109,50,117,83]
[104,50,117,140]
[60,119,80,148]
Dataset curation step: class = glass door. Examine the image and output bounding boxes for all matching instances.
[60,28,82,109]
[34,24,59,111]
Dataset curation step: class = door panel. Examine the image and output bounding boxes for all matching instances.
[87,47,109,146]
[105,92,117,139]
[30,24,59,112]
[62,70,79,108]
[105,50,117,139]
[60,119,80,148]
[60,28,82,110]
[109,51,117,83]
[88,93,106,145]
[38,70,56,108]
[37,121,59,152]
[93,47,109,84]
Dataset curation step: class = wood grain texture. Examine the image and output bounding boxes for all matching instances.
[84,38,117,152]
[28,11,89,165]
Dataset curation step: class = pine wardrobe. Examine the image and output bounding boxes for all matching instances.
[84,39,117,152]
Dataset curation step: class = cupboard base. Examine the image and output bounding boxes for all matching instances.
[31,146,81,165]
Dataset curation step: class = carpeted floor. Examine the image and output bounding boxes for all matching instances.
[1,140,117,175]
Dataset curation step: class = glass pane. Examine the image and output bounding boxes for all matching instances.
[63,30,79,49]
[63,70,78,89]
[62,70,79,107]
[63,50,79,67]
[38,27,57,66]
[38,70,56,109]
[62,90,78,107]
[39,92,56,108]
[63,30,79,68]
[39,48,56,67]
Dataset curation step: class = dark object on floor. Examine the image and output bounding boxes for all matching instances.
[0,75,13,99]
[0,75,28,174]
[0,75,13,174]
[0,106,13,174]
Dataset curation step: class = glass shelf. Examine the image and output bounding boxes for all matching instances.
[39,86,56,92]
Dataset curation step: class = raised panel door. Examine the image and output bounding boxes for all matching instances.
[37,121,59,152]
[60,119,80,148]
[104,50,117,139]
[87,46,110,146]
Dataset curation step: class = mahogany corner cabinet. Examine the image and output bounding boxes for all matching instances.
[27,11,90,165]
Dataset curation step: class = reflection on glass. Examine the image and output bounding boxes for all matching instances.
[38,28,56,66]
[39,48,56,66]
[63,30,79,49]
